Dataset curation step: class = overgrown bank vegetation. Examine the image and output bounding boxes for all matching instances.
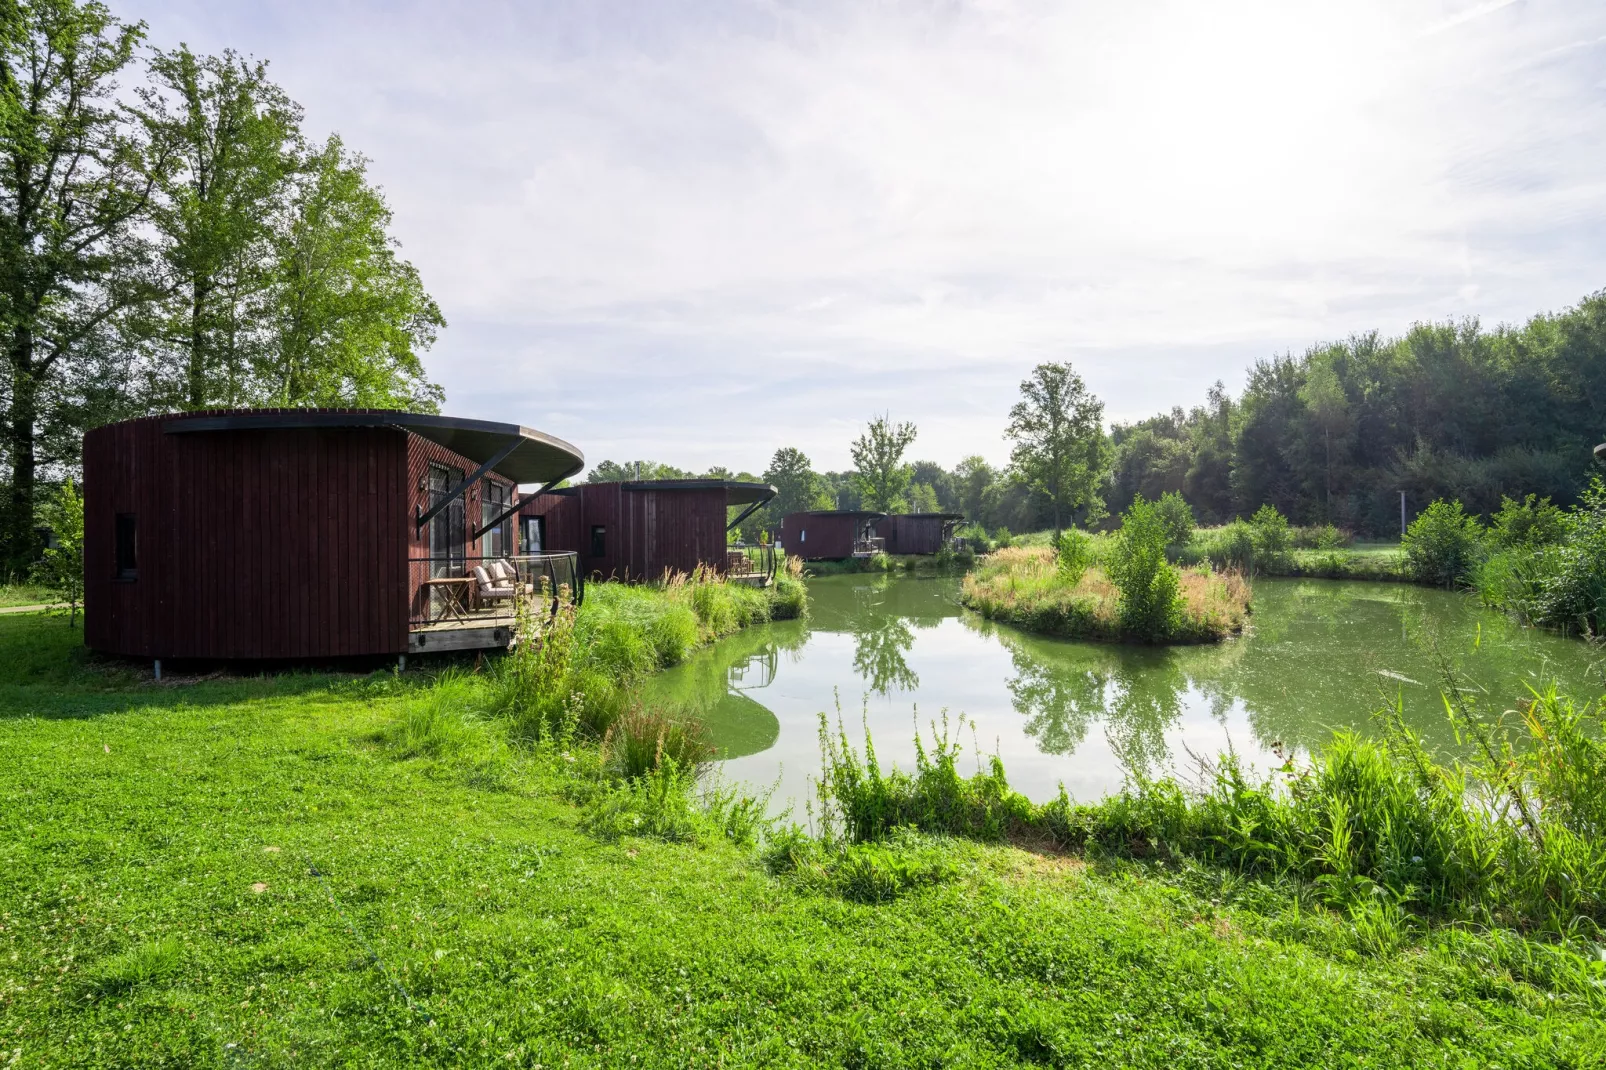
[799,680,1606,939]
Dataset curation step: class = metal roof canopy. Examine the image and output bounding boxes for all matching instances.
[163,409,585,485]
[887,512,964,520]
[620,479,777,506]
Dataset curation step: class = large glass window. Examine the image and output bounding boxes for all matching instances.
[428,464,465,579]
[482,480,513,559]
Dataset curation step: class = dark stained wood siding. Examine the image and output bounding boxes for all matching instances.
[879,515,955,555]
[83,412,512,660]
[779,512,867,560]
[518,484,730,580]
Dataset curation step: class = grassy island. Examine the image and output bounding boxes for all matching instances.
[962,545,1250,643]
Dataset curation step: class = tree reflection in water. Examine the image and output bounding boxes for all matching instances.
[973,614,1246,779]
[846,577,926,695]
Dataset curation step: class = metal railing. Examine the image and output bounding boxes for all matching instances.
[724,541,777,584]
[852,536,886,557]
[408,552,582,629]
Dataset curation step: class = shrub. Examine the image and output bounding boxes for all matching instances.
[992,527,1015,549]
[1105,497,1184,642]
[1489,493,1566,549]
[1293,523,1351,550]
[1053,527,1094,584]
[1248,504,1292,570]
[1154,491,1195,555]
[1183,519,1256,571]
[1403,499,1484,587]
[954,522,993,553]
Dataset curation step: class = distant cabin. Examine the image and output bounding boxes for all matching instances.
[517,479,777,583]
[878,513,964,555]
[84,409,585,662]
[777,510,887,560]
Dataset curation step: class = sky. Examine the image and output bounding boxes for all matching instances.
[121,0,1606,476]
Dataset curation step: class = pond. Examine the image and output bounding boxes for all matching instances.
[643,573,1606,819]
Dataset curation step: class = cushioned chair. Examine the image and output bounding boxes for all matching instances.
[472,565,516,604]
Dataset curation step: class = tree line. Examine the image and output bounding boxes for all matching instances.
[1108,290,1606,535]
[1,0,442,571]
[598,288,1606,545]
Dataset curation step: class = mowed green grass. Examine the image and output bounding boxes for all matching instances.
[1,614,1601,1068]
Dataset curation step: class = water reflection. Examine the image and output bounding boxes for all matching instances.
[643,573,1606,813]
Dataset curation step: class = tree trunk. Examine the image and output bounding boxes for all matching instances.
[187,277,210,409]
[5,327,40,576]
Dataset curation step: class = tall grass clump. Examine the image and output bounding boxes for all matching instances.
[604,704,715,779]
[816,709,1032,845]
[385,670,498,760]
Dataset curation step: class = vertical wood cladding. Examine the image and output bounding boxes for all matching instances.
[878,515,956,555]
[779,512,866,560]
[518,483,731,580]
[84,411,511,660]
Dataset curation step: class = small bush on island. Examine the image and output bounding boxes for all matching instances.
[1153,490,1195,554]
[1106,497,1185,640]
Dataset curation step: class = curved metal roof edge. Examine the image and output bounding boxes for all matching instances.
[796,509,887,519]
[616,479,777,504]
[158,408,584,484]
[885,512,965,520]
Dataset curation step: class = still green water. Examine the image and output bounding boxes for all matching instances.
[644,573,1606,818]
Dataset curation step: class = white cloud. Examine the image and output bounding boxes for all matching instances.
[121,0,1606,472]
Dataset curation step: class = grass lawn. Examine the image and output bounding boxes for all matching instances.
[1,611,1601,1067]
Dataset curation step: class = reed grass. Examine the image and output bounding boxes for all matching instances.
[961,546,1250,643]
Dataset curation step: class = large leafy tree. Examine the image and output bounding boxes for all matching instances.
[1005,362,1106,536]
[263,136,443,410]
[849,414,917,513]
[763,446,828,523]
[0,0,158,570]
[136,45,299,410]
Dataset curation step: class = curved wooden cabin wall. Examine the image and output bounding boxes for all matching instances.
[519,485,728,580]
[778,512,860,560]
[85,417,410,659]
[84,416,514,660]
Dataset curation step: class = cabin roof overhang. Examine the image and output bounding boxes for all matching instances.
[797,510,887,520]
[162,409,585,485]
[618,479,777,506]
[887,512,964,521]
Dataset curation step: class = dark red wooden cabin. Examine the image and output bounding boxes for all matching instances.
[878,513,964,555]
[84,409,584,663]
[777,510,886,560]
[517,479,776,581]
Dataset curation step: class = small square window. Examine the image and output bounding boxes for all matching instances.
[115,514,138,580]
[590,525,606,557]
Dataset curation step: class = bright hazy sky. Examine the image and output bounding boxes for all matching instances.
[122,0,1606,476]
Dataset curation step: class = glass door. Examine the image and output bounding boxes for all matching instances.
[427,464,466,615]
